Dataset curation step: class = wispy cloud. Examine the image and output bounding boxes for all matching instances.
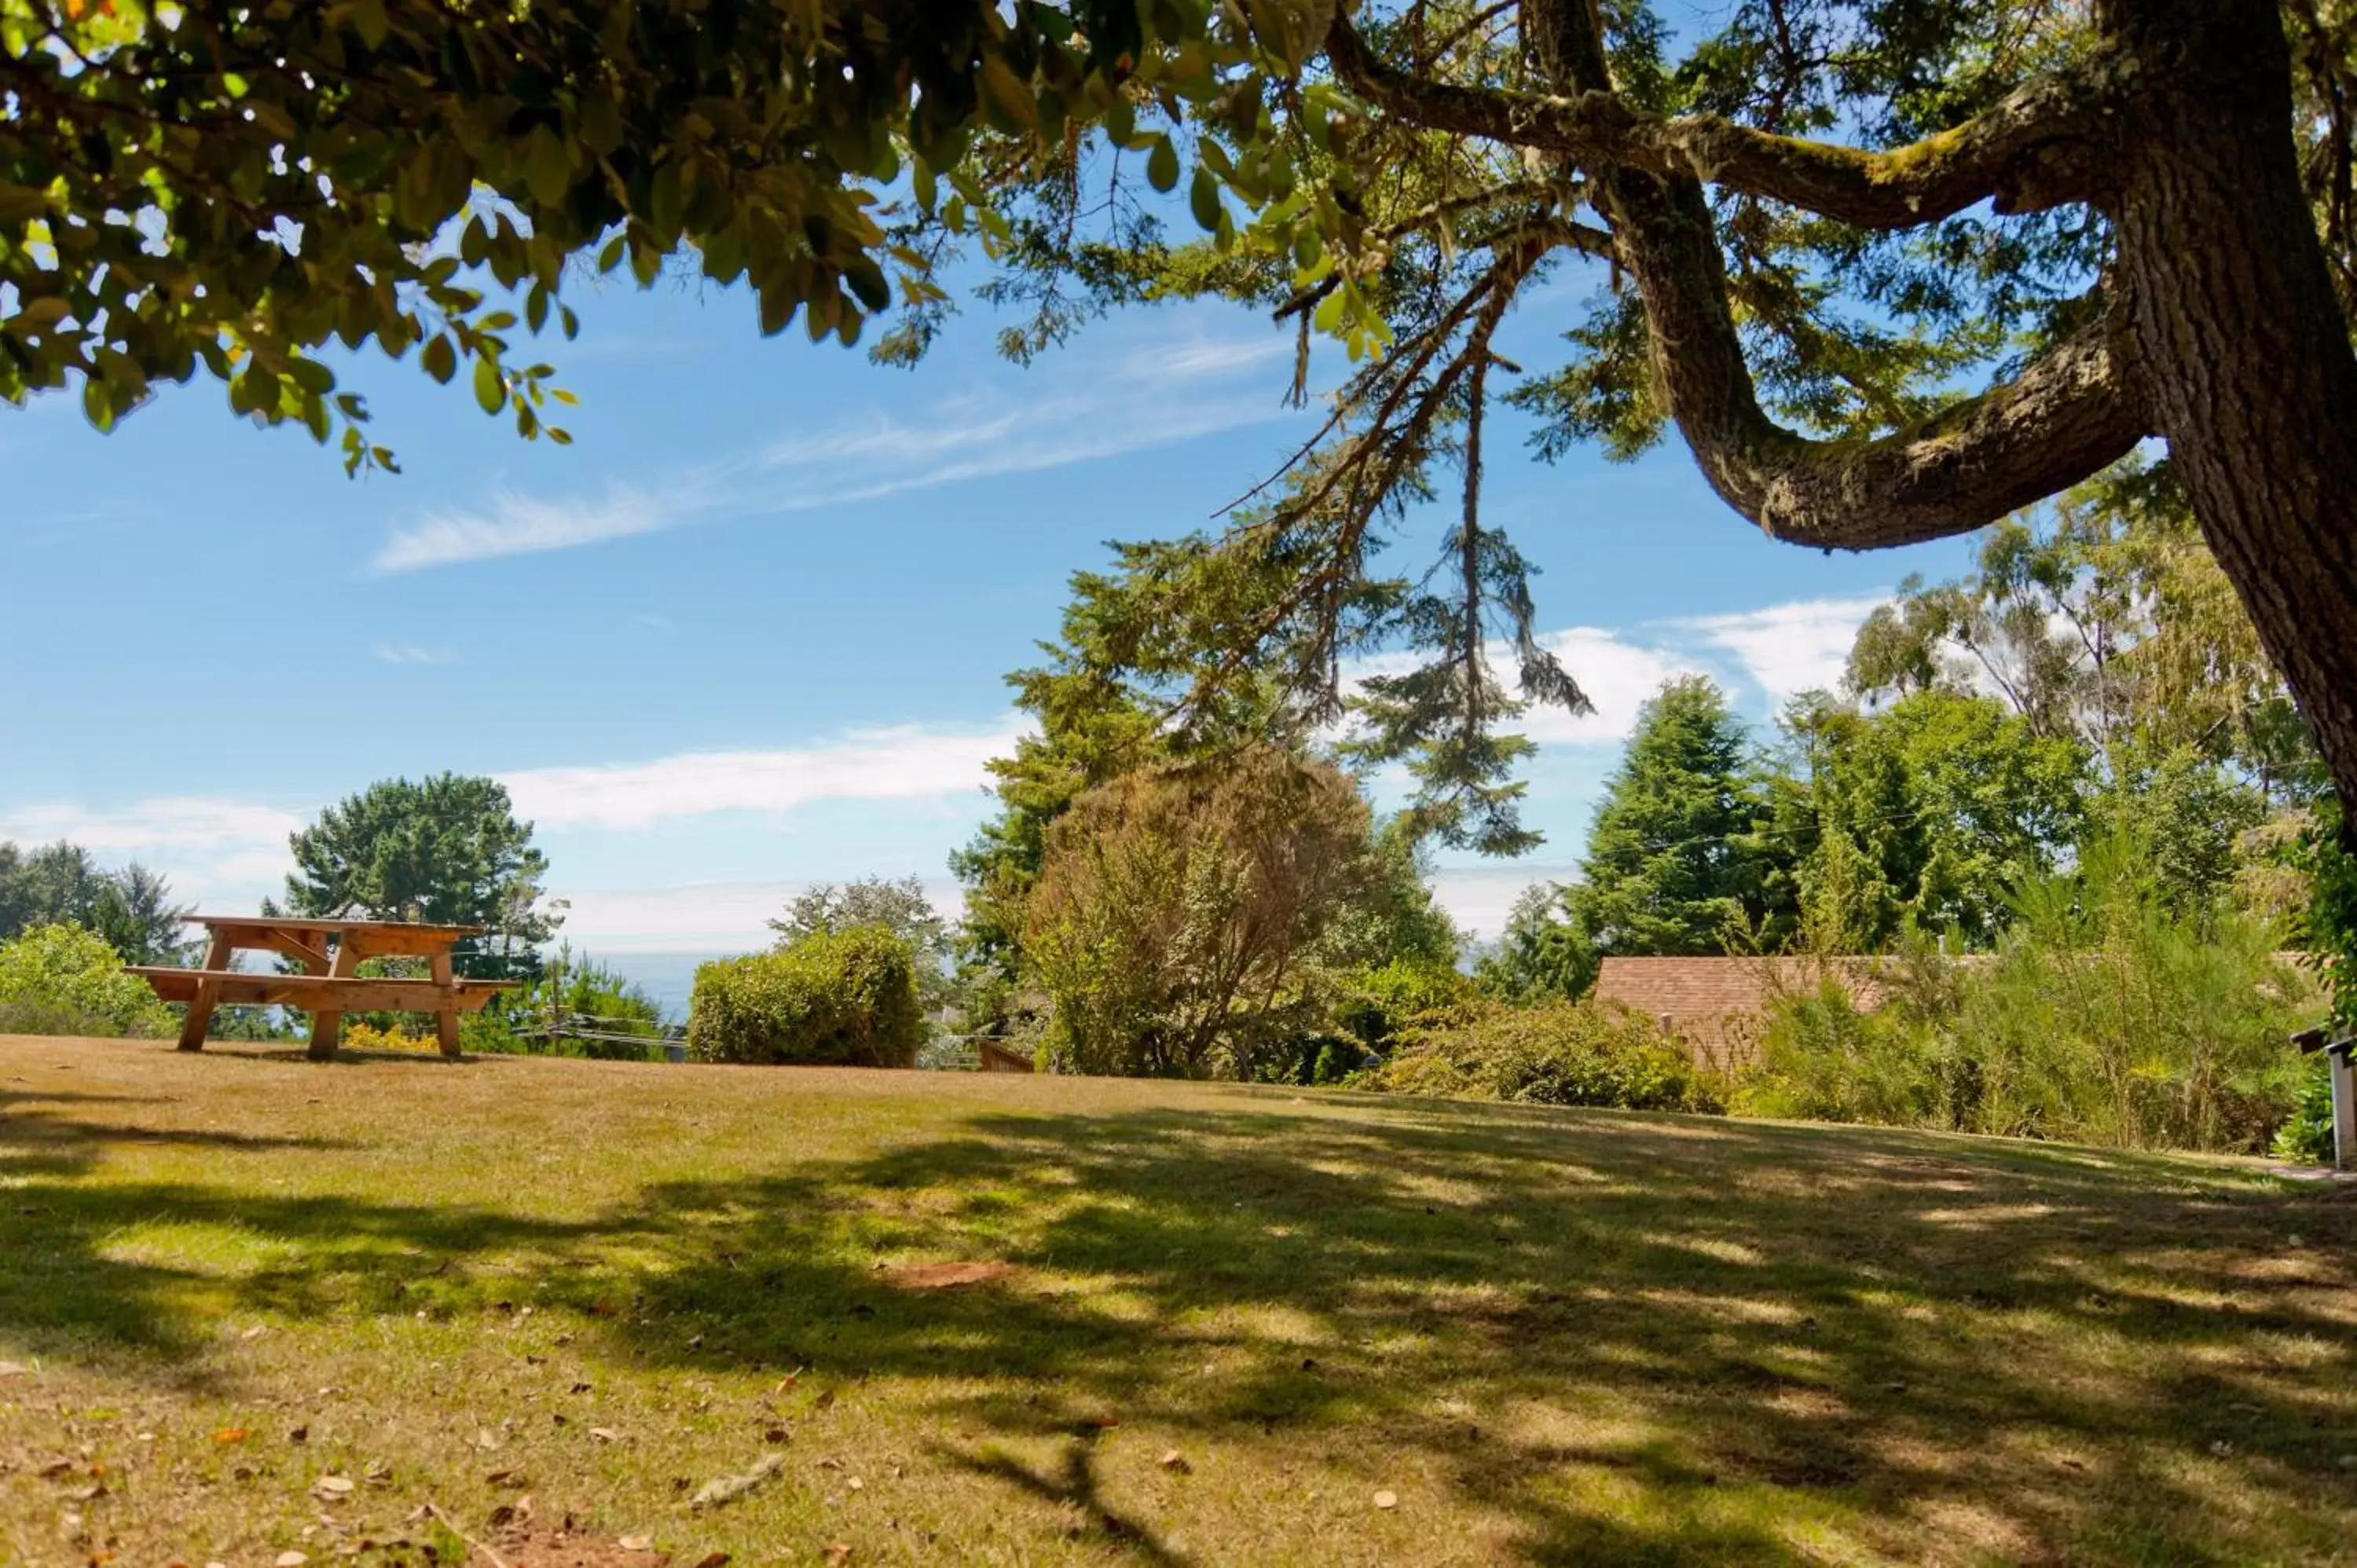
[373,482,694,574]
[1667,594,1888,706]
[559,877,970,954]
[369,327,1300,574]
[373,643,457,665]
[1139,335,1292,380]
[0,797,302,896]
[500,720,1024,832]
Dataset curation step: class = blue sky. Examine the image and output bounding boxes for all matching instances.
[1,250,1978,1009]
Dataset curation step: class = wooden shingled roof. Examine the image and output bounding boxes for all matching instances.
[1593,955,1893,1072]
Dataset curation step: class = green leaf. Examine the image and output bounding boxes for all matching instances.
[524,127,574,209]
[421,334,456,383]
[596,233,626,273]
[0,184,49,225]
[346,0,390,49]
[81,376,115,432]
[1146,136,1179,193]
[977,53,1037,131]
[577,93,625,157]
[472,356,506,414]
[1189,167,1222,233]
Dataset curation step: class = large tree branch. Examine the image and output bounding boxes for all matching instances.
[1324,12,2114,228]
[1601,162,2153,549]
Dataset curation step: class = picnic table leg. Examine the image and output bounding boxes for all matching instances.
[428,951,463,1058]
[307,936,359,1062]
[175,930,236,1052]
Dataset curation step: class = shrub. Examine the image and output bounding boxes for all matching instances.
[1335,959,1476,1053]
[339,1020,438,1053]
[0,921,174,1038]
[1367,999,1723,1113]
[1024,749,1382,1079]
[1745,847,2321,1152]
[1741,962,1985,1130]
[2270,1051,2339,1165]
[687,926,919,1067]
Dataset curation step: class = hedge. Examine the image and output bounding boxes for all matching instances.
[1365,998,1723,1113]
[687,925,921,1067]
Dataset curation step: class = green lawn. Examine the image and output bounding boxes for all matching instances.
[0,1035,2352,1566]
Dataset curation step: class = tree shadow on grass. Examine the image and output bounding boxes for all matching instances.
[1,1069,2352,1562]
[0,1083,592,1369]
[601,1097,2357,1565]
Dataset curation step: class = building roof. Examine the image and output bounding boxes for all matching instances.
[1592,955,1891,1072]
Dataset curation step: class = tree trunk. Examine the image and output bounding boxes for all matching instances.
[2106,0,2357,819]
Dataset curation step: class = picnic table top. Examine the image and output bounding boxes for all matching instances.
[183,914,482,937]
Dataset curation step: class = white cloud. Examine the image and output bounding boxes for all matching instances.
[1138,335,1292,380]
[559,877,970,954]
[373,643,456,665]
[500,720,1024,832]
[1426,865,1574,940]
[1520,627,1718,746]
[1666,594,1888,707]
[374,482,693,574]
[0,797,302,856]
[0,797,301,904]
[369,328,1299,574]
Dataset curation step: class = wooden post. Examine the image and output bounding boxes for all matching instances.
[2332,1042,2355,1173]
[307,936,359,1061]
[174,929,235,1053]
[428,949,463,1059]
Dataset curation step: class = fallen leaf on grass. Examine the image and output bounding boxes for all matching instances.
[589,1427,625,1444]
[690,1452,786,1510]
[617,1537,653,1552]
[882,1262,1011,1291]
[35,1458,73,1478]
[64,1482,106,1501]
[485,1468,527,1487]
[0,1360,27,1377]
[1159,1449,1190,1474]
[823,1548,852,1567]
[691,1555,730,1568]
[275,1554,309,1568]
[288,1426,309,1444]
[313,1475,355,1499]
[1373,1490,1398,1510]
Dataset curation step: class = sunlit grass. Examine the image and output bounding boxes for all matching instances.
[0,1035,2351,1566]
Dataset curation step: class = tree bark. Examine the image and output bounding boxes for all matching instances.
[2102,0,2357,821]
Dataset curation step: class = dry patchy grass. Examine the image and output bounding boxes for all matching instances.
[0,1035,2352,1566]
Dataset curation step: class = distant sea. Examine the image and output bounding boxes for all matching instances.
[592,951,725,1023]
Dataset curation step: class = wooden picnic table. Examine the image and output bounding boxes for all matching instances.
[128,914,514,1061]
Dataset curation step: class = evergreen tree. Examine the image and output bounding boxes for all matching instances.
[277,775,561,981]
[1569,678,1780,955]
[1475,883,1598,1003]
[1769,691,2091,951]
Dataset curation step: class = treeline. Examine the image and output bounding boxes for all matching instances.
[918,461,2345,1160]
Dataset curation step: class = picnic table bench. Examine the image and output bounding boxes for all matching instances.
[128,914,514,1061]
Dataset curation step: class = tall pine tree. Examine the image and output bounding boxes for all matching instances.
[1569,679,1780,955]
